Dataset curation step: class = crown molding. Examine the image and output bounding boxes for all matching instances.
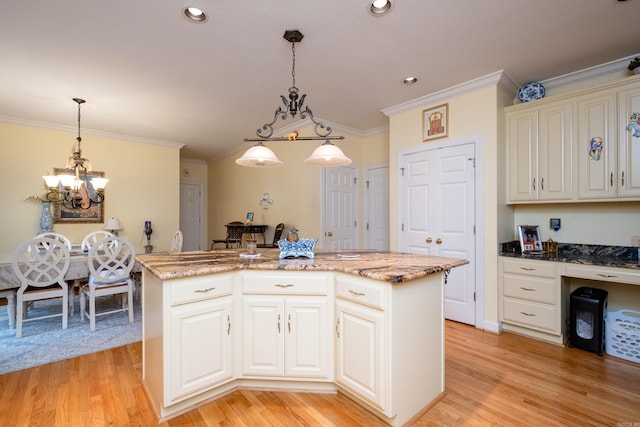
[0,115,184,149]
[382,70,513,117]
[540,53,639,91]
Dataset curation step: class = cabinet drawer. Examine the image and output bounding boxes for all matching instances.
[503,274,555,304]
[336,275,386,310]
[170,274,233,306]
[564,264,640,286]
[502,258,556,278]
[241,272,328,295]
[502,298,557,333]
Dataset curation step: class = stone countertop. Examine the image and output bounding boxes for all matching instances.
[499,241,640,270]
[136,249,469,284]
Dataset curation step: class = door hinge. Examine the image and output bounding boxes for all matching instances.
[366,180,370,189]
[401,223,404,232]
[468,157,476,167]
[353,177,357,185]
[354,220,357,227]
[366,223,369,230]
[473,292,476,302]
[400,167,405,177]
[473,225,476,235]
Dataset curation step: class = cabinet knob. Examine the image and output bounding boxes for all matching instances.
[436,238,443,244]
[426,237,432,243]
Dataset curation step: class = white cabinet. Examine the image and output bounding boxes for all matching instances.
[335,277,387,411]
[576,88,617,199]
[241,272,331,380]
[499,258,563,343]
[506,100,574,202]
[170,295,232,401]
[618,82,640,197]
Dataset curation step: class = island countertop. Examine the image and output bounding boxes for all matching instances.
[136,249,468,283]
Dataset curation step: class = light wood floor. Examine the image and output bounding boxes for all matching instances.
[1,321,639,426]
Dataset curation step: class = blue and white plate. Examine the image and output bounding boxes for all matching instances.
[517,82,545,103]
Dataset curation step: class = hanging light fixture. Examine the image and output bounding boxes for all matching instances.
[237,30,351,168]
[43,98,108,210]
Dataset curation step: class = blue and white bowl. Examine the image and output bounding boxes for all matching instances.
[278,238,318,259]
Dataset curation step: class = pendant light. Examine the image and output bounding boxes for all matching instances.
[238,30,351,168]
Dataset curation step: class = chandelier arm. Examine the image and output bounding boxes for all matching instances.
[299,105,332,138]
[256,105,288,139]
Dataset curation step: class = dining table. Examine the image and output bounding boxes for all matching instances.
[0,252,142,329]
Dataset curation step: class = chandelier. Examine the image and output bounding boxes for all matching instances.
[236,30,351,168]
[43,98,108,210]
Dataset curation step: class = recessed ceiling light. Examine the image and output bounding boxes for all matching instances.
[403,76,418,85]
[183,7,207,22]
[368,0,392,16]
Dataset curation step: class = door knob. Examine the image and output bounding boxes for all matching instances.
[327,231,333,237]
[436,238,442,244]
[426,237,432,243]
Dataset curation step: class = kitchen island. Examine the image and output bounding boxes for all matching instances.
[137,249,468,426]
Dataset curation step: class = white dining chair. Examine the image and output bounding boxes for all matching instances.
[81,230,115,252]
[12,236,71,338]
[170,230,184,253]
[80,236,135,332]
[35,232,72,251]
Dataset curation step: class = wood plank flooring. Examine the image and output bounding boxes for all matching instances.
[1,320,639,426]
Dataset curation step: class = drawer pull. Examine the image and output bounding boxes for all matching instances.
[275,283,294,288]
[348,290,366,296]
[596,274,617,278]
[520,267,535,271]
[520,311,536,317]
[519,287,536,292]
[194,287,216,293]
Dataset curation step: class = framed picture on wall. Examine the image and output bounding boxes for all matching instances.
[53,168,105,224]
[422,103,448,141]
[518,225,542,253]
[246,212,254,223]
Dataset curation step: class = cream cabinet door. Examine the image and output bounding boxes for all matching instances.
[507,109,538,202]
[538,100,574,201]
[242,296,285,376]
[169,297,233,402]
[335,299,386,411]
[576,89,617,199]
[618,83,640,197]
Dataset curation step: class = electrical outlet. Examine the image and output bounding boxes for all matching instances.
[550,218,561,231]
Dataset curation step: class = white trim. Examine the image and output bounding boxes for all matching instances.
[0,115,184,149]
[382,70,517,117]
[396,135,485,329]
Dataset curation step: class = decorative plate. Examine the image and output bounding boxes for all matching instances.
[517,82,545,103]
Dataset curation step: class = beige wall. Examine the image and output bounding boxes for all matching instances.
[0,122,180,262]
[388,82,505,329]
[207,125,389,248]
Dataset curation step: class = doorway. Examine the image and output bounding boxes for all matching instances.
[398,137,481,326]
[323,166,358,249]
[180,182,204,251]
[366,164,390,250]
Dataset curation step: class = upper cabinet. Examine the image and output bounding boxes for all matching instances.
[507,100,574,202]
[505,75,640,204]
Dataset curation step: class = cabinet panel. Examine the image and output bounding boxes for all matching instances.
[502,258,556,278]
[538,101,574,200]
[618,84,640,197]
[170,274,233,306]
[335,299,385,410]
[241,296,285,376]
[503,274,555,304]
[169,297,232,402]
[503,298,557,332]
[507,109,538,201]
[577,90,617,199]
[285,298,330,378]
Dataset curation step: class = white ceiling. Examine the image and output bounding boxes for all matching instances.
[1,0,639,160]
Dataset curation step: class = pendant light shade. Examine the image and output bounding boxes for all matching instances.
[235,142,284,168]
[304,141,352,166]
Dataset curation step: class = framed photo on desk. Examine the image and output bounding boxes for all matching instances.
[246,212,254,223]
[518,225,542,252]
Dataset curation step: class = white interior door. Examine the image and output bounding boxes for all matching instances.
[324,166,358,250]
[180,182,203,251]
[400,143,477,325]
[366,165,390,250]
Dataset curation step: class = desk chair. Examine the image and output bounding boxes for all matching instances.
[257,223,285,248]
[79,236,135,332]
[35,232,72,250]
[211,221,245,249]
[12,236,71,338]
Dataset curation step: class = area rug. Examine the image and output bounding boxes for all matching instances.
[0,296,141,375]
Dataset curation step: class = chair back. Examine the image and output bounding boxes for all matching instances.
[88,237,135,285]
[170,230,184,253]
[272,223,285,244]
[34,232,72,251]
[81,231,115,252]
[12,236,71,289]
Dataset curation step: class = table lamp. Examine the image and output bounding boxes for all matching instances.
[104,217,123,236]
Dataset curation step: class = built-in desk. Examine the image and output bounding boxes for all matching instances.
[499,241,640,344]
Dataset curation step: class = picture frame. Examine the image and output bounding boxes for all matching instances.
[422,103,449,142]
[518,225,543,253]
[53,168,105,224]
[246,212,254,223]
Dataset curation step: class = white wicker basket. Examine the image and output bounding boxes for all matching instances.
[605,310,640,363]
